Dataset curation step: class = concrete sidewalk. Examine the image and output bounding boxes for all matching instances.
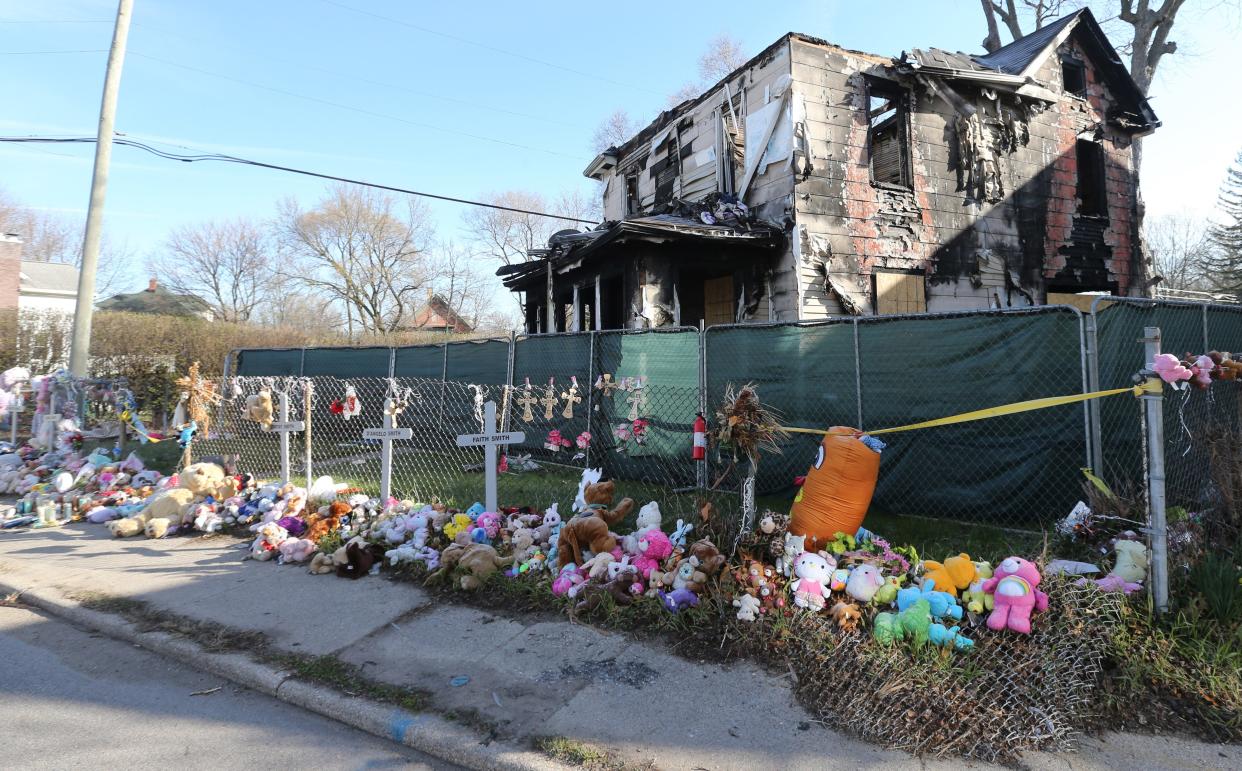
[0,523,1233,771]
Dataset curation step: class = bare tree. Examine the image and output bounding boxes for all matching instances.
[0,187,128,297]
[429,241,491,330]
[462,190,598,267]
[1144,212,1214,291]
[592,109,640,154]
[667,33,749,107]
[277,183,435,337]
[254,271,343,333]
[148,218,272,322]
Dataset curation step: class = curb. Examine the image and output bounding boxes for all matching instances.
[0,572,567,771]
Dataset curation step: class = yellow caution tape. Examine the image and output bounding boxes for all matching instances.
[782,378,1160,437]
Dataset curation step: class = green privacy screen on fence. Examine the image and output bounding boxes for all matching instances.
[704,309,1087,524]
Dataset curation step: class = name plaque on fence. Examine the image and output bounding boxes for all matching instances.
[363,427,413,441]
[270,420,305,433]
[455,431,524,447]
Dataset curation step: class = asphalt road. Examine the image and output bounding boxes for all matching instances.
[0,602,457,770]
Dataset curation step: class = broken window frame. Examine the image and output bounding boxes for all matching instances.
[865,77,913,190]
[1074,138,1108,218]
[1060,58,1088,99]
[624,171,641,217]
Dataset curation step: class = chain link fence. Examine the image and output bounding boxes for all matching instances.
[214,301,1242,544]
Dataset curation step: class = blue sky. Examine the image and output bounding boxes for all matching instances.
[2,0,1239,297]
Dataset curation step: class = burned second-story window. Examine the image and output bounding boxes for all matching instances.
[624,172,640,216]
[867,79,911,188]
[1075,139,1108,217]
[1061,59,1087,98]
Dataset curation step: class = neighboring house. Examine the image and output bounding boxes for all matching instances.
[98,278,214,320]
[500,10,1158,331]
[19,260,80,314]
[410,293,474,333]
[0,233,81,314]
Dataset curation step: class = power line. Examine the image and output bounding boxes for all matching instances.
[0,19,112,24]
[0,135,601,225]
[320,0,661,96]
[128,51,581,160]
[0,49,107,55]
[127,21,582,130]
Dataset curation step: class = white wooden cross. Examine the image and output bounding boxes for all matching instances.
[363,398,413,505]
[455,401,524,513]
[269,391,305,485]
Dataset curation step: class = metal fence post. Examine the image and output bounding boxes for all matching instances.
[586,331,595,471]
[698,321,708,490]
[303,380,313,487]
[1141,326,1170,614]
[1202,303,1210,352]
[1085,301,1105,474]
[852,317,863,429]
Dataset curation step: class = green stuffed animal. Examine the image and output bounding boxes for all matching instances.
[873,574,904,605]
[873,612,904,645]
[896,598,932,647]
[964,560,994,615]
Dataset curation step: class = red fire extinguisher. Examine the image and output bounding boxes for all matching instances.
[692,413,707,461]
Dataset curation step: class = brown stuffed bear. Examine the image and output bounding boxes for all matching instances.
[304,500,349,544]
[687,539,726,576]
[425,542,514,590]
[107,462,232,538]
[556,480,634,570]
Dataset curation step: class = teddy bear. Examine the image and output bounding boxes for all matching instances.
[686,538,726,576]
[831,601,862,631]
[556,479,633,570]
[928,622,975,651]
[108,462,232,538]
[921,553,978,597]
[734,592,761,621]
[574,560,641,614]
[621,501,663,554]
[631,529,673,579]
[964,561,995,614]
[898,583,963,622]
[278,537,317,564]
[250,521,289,561]
[426,542,514,590]
[245,390,274,430]
[897,598,933,646]
[670,558,708,593]
[981,556,1049,634]
[873,612,904,645]
[305,500,349,544]
[845,564,885,603]
[790,551,835,612]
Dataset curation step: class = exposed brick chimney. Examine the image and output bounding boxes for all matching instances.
[147,277,158,292]
[0,234,23,311]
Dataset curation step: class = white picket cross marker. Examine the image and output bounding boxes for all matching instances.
[455,401,524,513]
[363,398,413,505]
[269,391,305,485]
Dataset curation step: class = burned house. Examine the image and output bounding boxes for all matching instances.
[499,9,1158,331]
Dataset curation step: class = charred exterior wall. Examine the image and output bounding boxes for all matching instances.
[788,34,1141,317]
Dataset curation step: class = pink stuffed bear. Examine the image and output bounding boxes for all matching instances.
[631,529,673,579]
[1152,353,1192,385]
[981,556,1049,634]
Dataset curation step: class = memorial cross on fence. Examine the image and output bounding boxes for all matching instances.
[456,401,524,513]
[363,398,413,505]
[268,391,305,485]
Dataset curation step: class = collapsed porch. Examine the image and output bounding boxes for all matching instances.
[497,214,784,332]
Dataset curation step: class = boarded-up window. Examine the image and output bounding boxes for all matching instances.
[874,270,925,315]
[867,79,911,188]
[703,275,735,325]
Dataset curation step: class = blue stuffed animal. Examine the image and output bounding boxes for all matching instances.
[897,582,964,622]
[928,622,974,651]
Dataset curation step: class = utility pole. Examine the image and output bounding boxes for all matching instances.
[68,0,134,377]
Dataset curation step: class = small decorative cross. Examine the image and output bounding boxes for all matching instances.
[560,377,581,419]
[540,380,559,421]
[626,377,647,421]
[594,374,621,398]
[516,381,537,423]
